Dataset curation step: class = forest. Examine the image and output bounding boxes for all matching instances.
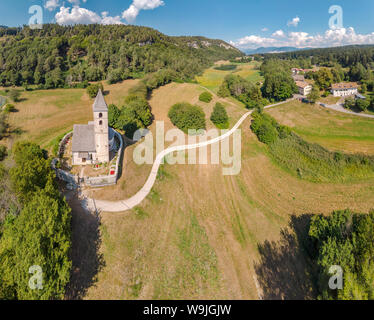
[0,24,242,88]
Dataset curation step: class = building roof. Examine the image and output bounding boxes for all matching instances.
[72,124,96,153]
[93,89,108,112]
[293,75,305,81]
[331,82,358,90]
[295,81,312,89]
[355,93,366,100]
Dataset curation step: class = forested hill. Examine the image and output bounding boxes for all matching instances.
[261,45,374,68]
[0,24,243,88]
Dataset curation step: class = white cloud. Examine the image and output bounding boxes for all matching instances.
[261,27,268,32]
[45,0,60,11]
[45,0,88,11]
[272,30,285,38]
[231,27,374,50]
[287,16,300,27]
[55,6,123,25]
[122,0,165,23]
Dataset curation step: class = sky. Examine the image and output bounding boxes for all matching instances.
[0,0,374,50]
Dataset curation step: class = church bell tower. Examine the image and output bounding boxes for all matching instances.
[93,89,109,163]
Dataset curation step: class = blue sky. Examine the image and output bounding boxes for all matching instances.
[0,0,374,49]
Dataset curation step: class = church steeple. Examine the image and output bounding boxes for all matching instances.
[93,89,109,163]
[93,89,108,112]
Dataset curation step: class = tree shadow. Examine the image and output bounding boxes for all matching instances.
[64,190,105,300]
[254,214,318,300]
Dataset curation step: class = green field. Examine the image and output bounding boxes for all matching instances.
[196,61,263,93]
[267,100,374,155]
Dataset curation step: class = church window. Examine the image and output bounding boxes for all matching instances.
[99,113,103,118]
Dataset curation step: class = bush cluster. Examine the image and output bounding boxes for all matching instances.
[168,103,206,134]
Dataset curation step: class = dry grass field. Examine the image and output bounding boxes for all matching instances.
[84,115,374,300]
[3,80,140,151]
[267,100,374,154]
[82,83,374,300]
[5,78,374,300]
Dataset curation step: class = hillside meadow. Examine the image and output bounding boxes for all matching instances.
[267,100,374,154]
[82,82,374,300]
[2,80,140,151]
[196,61,263,93]
[4,79,374,300]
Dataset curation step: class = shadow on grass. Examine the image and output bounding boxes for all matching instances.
[254,214,318,300]
[65,190,105,300]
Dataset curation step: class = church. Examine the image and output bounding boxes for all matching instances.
[71,90,116,165]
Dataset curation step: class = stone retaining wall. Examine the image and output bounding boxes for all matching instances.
[52,129,124,188]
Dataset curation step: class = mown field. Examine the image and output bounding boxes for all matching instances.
[267,100,374,154]
[195,61,263,93]
[5,78,374,300]
[82,82,374,300]
[2,80,140,151]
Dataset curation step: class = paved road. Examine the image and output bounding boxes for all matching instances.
[318,102,374,119]
[83,99,293,213]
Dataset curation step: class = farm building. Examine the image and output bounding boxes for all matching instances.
[295,81,312,96]
[331,82,358,97]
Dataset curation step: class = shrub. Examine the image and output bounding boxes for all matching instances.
[214,64,237,71]
[199,91,213,103]
[250,111,288,145]
[210,103,229,129]
[8,89,21,102]
[0,145,7,161]
[168,103,206,134]
[86,83,104,98]
[3,104,16,113]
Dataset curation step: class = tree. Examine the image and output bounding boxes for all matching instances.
[0,113,7,140]
[0,189,72,300]
[8,89,21,103]
[343,97,356,110]
[0,145,7,161]
[217,83,230,98]
[314,68,334,90]
[10,142,52,202]
[355,98,370,112]
[307,86,320,104]
[108,104,121,127]
[168,103,206,134]
[210,103,229,129]
[199,92,213,103]
[309,210,374,300]
[86,83,104,99]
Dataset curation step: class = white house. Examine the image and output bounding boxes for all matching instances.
[295,81,312,96]
[331,82,358,97]
[71,90,115,165]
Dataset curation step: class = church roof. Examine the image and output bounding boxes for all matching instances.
[93,89,108,112]
[72,124,96,153]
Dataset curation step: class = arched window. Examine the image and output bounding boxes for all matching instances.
[99,120,103,126]
[99,113,103,118]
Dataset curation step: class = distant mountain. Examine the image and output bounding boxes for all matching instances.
[245,46,310,55]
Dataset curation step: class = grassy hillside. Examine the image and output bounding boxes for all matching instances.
[80,82,374,300]
[196,61,263,93]
[3,80,140,151]
[267,100,374,154]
